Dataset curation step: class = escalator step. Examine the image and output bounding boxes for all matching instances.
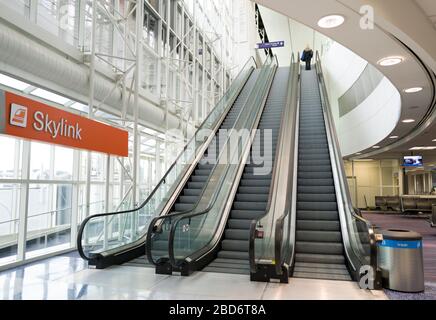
[179,196,199,203]
[297,210,339,221]
[233,201,267,211]
[298,172,333,179]
[297,186,335,194]
[298,178,334,186]
[184,188,202,196]
[240,179,271,187]
[174,203,194,212]
[295,253,345,265]
[195,169,211,176]
[296,241,344,255]
[191,176,208,182]
[297,201,337,211]
[188,182,205,189]
[296,230,342,242]
[235,193,268,202]
[225,229,250,240]
[228,219,254,230]
[237,186,270,194]
[299,165,332,172]
[230,210,264,220]
[221,239,249,252]
[297,220,341,231]
[299,154,330,161]
[217,250,249,260]
[297,194,336,202]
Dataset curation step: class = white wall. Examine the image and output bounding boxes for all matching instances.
[322,43,401,156]
[257,6,292,66]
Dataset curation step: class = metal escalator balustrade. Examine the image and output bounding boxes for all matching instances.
[77,57,257,269]
[313,53,381,288]
[202,67,291,275]
[152,55,279,276]
[248,54,299,283]
[146,69,261,266]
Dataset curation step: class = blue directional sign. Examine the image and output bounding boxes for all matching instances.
[257,41,285,49]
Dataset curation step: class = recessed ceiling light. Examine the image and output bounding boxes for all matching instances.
[318,15,345,29]
[355,153,362,155]
[432,139,436,142]
[378,56,403,66]
[372,146,381,149]
[410,146,436,150]
[404,87,423,93]
[402,119,415,123]
[389,136,399,139]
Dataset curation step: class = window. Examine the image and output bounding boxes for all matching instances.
[26,183,72,258]
[0,184,21,266]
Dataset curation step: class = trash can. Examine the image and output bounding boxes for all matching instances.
[377,229,424,292]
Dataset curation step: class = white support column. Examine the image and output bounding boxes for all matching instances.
[86,0,98,217]
[132,0,143,208]
[70,149,80,248]
[201,33,206,122]
[105,154,111,211]
[164,0,171,172]
[155,140,161,182]
[17,140,31,261]
[29,0,38,23]
[157,1,163,100]
[75,0,87,50]
[192,1,197,125]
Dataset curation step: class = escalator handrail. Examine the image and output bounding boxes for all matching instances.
[77,56,257,261]
[248,54,297,274]
[167,55,279,268]
[273,56,301,275]
[314,51,379,275]
[145,62,263,265]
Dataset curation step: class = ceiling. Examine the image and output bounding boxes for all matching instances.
[254,0,436,161]
[415,0,436,29]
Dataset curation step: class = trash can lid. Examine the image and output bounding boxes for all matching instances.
[380,229,422,241]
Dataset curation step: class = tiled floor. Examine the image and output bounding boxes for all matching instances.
[0,252,387,300]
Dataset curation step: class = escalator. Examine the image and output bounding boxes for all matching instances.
[251,53,381,289]
[142,70,261,265]
[203,67,290,275]
[147,55,279,276]
[77,58,258,269]
[293,67,351,281]
[125,71,260,268]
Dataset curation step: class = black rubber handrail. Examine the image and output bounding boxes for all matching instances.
[77,57,257,261]
[248,54,296,274]
[167,55,279,269]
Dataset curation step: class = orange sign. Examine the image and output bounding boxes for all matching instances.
[0,90,128,157]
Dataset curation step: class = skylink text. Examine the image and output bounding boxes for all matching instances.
[33,111,83,140]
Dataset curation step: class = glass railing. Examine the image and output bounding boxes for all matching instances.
[247,54,298,279]
[77,57,257,262]
[146,55,278,270]
[314,52,381,288]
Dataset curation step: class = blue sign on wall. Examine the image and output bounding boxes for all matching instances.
[257,41,285,49]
